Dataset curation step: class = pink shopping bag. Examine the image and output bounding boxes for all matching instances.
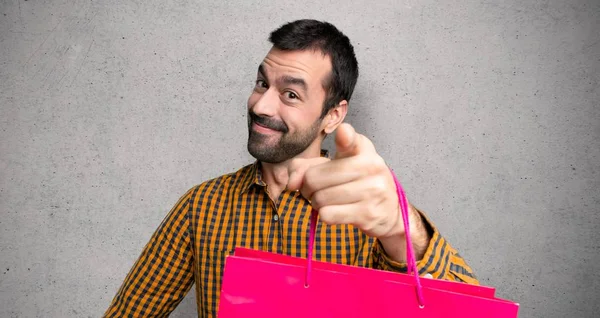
[218,170,520,317]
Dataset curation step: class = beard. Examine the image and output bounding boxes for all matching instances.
[247,111,322,164]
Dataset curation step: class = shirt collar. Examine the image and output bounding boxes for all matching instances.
[240,149,330,194]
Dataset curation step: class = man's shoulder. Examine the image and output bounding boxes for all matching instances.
[184,162,257,198]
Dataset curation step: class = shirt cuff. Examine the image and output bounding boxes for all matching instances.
[372,211,452,279]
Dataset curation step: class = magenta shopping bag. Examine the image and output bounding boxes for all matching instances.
[218,171,520,317]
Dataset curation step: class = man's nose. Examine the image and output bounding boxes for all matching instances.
[251,89,279,117]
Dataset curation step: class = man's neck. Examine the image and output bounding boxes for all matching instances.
[260,145,322,202]
[259,162,289,202]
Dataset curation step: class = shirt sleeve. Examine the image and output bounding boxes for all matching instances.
[370,210,479,285]
[103,188,195,317]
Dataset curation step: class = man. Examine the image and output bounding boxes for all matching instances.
[103,19,478,317]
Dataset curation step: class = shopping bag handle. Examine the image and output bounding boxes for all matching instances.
[304,168,425,308]
[305,207,318,288]
[390,168,425,308]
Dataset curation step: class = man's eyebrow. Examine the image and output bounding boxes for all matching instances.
[278,76,307,94]
[257,64,308,95]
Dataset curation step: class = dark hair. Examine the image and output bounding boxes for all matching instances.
[269,19,359,117]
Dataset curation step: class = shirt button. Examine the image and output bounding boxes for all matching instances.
[273,215,279,221]
[423,273,433,279]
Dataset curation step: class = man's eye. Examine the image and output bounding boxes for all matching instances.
[255,80,267,88]
[285,91,298,99]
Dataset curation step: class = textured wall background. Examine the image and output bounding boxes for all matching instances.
[1,0,598,317]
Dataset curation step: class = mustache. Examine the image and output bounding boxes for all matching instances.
[249,112,289,133]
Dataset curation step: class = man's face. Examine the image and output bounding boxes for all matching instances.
[247,48,332,164]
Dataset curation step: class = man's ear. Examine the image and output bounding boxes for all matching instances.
[323,100,348,134]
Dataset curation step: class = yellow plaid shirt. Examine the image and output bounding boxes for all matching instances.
[104,161,478,317]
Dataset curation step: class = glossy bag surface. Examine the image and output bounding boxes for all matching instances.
[218,248,519,317]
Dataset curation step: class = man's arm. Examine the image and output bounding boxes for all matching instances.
[103,189,195,317]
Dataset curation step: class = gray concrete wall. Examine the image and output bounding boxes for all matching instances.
[1,0,598,317]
